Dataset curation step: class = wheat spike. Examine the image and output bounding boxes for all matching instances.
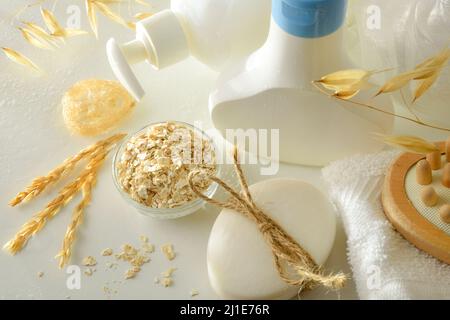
[9,133,126,206]
[4,148,108,255]
[55,166,100,268]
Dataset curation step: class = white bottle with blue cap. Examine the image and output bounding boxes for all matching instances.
[106,0,271,101]
[210,0,394,166]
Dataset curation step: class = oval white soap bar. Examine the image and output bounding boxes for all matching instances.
[207,178,336,300]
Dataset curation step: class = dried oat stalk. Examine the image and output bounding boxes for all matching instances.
[55,167,100,268]
[18,27,53,50]
[4,133,126,256]
[1,47,40,72]
[40,7,87,39]
[375,134,439,154]
[86,0,98,38]
[85,0,136,35]
[21,21,57,45]
[363,48,448,101]
[313,47,450,132]
[135,0,151,6]
[127,11,154,30]
[316,69,376,100]
[94,1,129,28]
[133,12,153,20]
[40,7,66,37]
[4,148,108,255]
[9,133,126,206]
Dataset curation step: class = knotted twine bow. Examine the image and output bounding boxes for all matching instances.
[188,146,347,291]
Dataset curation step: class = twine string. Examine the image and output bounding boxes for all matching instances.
[188,146,347,291]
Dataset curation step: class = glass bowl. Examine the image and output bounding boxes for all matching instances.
[112,121,220,219]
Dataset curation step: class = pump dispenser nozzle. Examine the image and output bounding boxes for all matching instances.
[106,10,190,101]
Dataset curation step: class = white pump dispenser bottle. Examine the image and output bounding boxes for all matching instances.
[209,0,394,166]
[106,0,271,101]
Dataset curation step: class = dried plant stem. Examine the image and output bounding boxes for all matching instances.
[400,88,421,123]
[312,81,450,133]
[9,133,126,206]
[9,0,48,24]
[4,148,109,255]
[55,165,100,268]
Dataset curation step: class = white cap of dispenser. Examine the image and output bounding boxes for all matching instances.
[106,10,190,101]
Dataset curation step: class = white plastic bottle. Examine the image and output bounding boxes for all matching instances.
[209,0,394,166]
[106,0,271,101]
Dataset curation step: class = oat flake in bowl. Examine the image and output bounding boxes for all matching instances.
[113,121,218,219]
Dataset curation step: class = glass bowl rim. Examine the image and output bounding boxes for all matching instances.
[111,120,221,217]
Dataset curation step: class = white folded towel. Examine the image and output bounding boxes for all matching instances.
[322,151,450,300]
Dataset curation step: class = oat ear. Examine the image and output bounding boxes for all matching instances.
[135,0,151,6]
[332,89,360,100]
[413,73,440,103]
[134,12,154,20]
[93,1,130,28]
[376,48,450,99]
[18,27,54,50]
[316,69,377,99]
[375,67,437,96]
[40,7,66,37]
[374,133,439,154]
[1,47,41,72]
[86,0,98,38]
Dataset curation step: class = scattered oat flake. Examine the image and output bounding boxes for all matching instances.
[125,266,141,279]
[161,267,176,278]
[190,289,199,297]
[116,122,216,208]
[131,254,150,267]
[154,277,160,284]
[101,248,113,256]
[161,244,176,261]
[161,277,173,288]
[106,262,118,270]
[142,242,155,253]
[84,268,94,276]
[82,256,97,266]
[103,286,113,297]
[37,271,44,278]
[140,235,149,243]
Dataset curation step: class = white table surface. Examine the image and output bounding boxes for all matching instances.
[0,0,447,300]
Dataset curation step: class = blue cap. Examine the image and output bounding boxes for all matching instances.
[272,0,347,38]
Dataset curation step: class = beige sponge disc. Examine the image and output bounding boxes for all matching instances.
[62,79,135,136]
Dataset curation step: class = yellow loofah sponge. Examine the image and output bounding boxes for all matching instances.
[62,79,135,136]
